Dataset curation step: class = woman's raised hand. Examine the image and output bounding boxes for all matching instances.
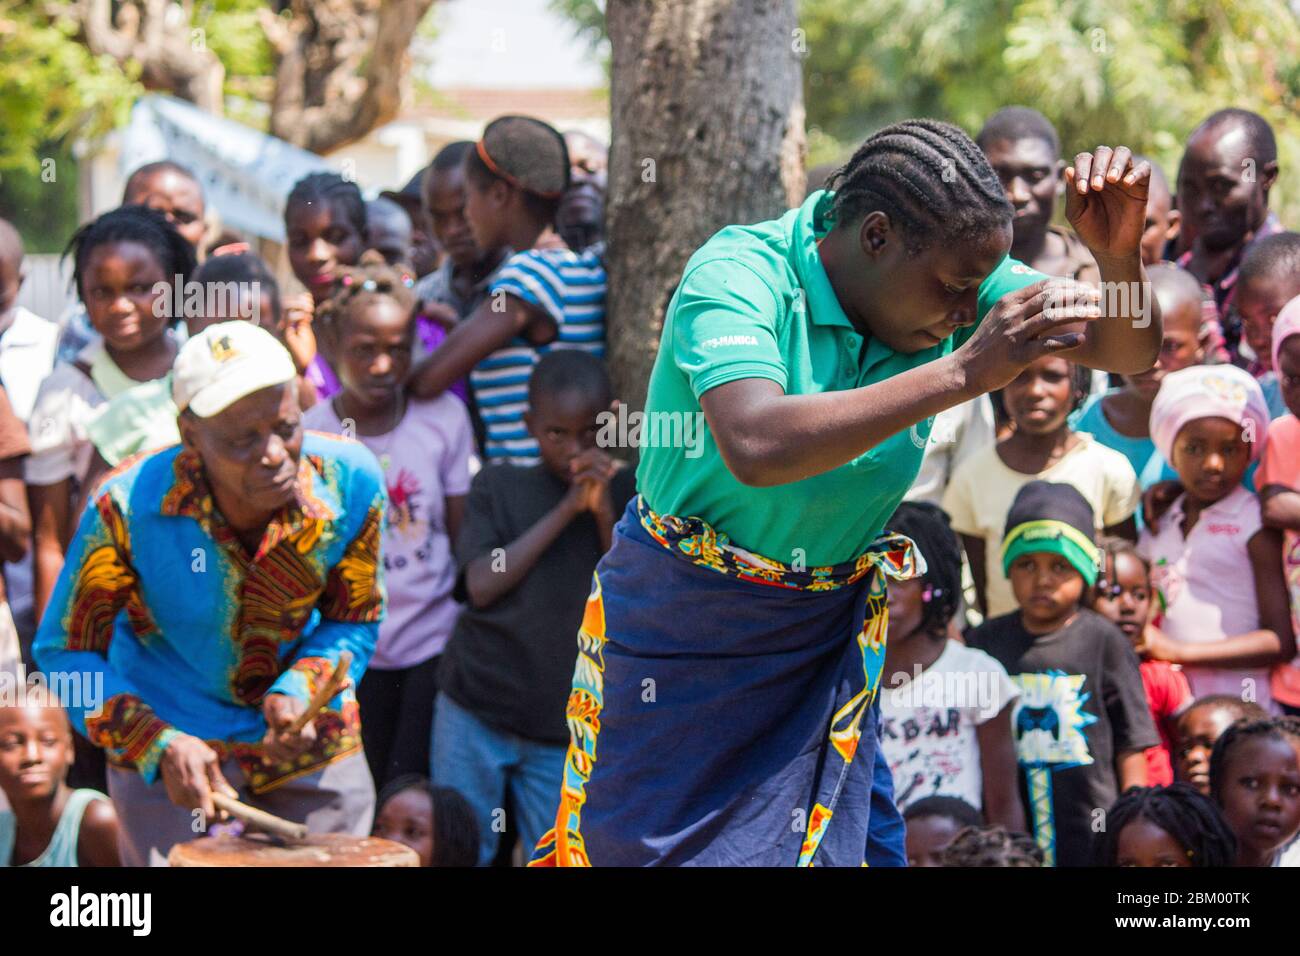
[1064,146,1151,261]
[955,277,1102,397]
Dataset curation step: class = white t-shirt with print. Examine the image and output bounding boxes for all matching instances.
[304,393,477,669]
[879,639,1020,811]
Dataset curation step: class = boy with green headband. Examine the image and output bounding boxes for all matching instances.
[967,481,1157,866]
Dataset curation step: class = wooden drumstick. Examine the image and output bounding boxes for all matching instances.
[285,651,352,735]
[211,792,308,841]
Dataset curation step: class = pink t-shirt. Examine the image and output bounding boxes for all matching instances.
[1257,413,1300,707]
[1138,484,1272,709]
[304,394,477,669]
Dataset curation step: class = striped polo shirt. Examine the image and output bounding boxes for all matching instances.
[471,245,607,464]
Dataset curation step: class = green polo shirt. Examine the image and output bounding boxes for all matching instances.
[635,189,1045,566]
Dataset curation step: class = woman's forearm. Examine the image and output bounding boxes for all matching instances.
[700,353,977,487]
[1070,254,1161,375]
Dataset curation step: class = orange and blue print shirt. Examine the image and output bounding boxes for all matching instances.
[33,433,387,792]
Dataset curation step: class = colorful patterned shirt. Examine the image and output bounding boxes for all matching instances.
[32,432,387,792]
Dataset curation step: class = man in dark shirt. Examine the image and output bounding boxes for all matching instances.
[435,350,635,865]
[966,481,1157,867]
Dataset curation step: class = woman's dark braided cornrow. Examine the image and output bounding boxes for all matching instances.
[827,119,1012,253]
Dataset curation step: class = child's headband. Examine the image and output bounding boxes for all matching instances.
[1000,519,1099,586]
[475,139,564,200]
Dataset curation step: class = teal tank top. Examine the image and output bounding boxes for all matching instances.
[0,789,107,866]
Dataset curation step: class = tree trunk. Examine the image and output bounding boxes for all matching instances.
[605,0,805,418]
[262,0,436,155]
[71,0,226,114]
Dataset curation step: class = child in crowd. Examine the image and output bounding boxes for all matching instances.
[940,825,1044,867]
[1070,264,1209,480]
[1234,231,1300,417]
[0,217,60,424]
[1138,364,1294,710]
[1258,294,1300,713]
[283,171,368,403]
[371,775,480,868]
[185,251,282,337]
[0,218,58,675]
[0,689,118,865]
[434,350,635,865]
[880,502,1024,829]
[902,796,982,867]
[967,481,1158,867]
[408,115,607,465]
[1210,716,1300,866]
[84,252,287,479]
[1092,783,1236,867]
[945,356,1139,618]
[0,385,30,679]
[54,163,208,365]
[1090,537,1193,785]
[27,206,193,618]
[365,198,413,267]
[416,139,513,424]
[417,140,511,323]
[1137,159,1181,266]
[305,251,476,790]
[1174,695,1268,795]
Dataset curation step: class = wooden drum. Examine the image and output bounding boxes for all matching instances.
[168,833,420,867]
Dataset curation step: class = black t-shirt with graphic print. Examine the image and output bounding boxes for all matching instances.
[967,607,1159,867]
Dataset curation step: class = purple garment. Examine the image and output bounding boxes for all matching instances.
[306,354,341,400]
[416,314,469,403]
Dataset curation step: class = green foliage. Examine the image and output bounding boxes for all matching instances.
[548,0,607,50]
[0,1,271,175]
[202,1,273,85]
[800,0,1300,221]
[0,142,80,253]
[0,1,141,174]
[550,0,1300,222]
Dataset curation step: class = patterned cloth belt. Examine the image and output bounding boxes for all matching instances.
[636,494,926,590]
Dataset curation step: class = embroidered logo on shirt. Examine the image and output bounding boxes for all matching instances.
[701,335,759,349]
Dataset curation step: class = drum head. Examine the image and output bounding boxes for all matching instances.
[168,833,421,867]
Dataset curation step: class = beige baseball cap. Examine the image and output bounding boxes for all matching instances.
[173,321,297,418]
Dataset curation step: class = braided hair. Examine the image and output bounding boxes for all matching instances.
[1210,715,1300,803]
[939,825,1044,867]
[285,171,367,237]
[375,775,480,868]
[63,204,196,305]
[1093,784,1237,867]
[884,502,962,638]
[826,119,1013,254]
[315,250,417,336]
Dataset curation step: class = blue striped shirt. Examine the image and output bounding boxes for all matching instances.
[473,246,607,464]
